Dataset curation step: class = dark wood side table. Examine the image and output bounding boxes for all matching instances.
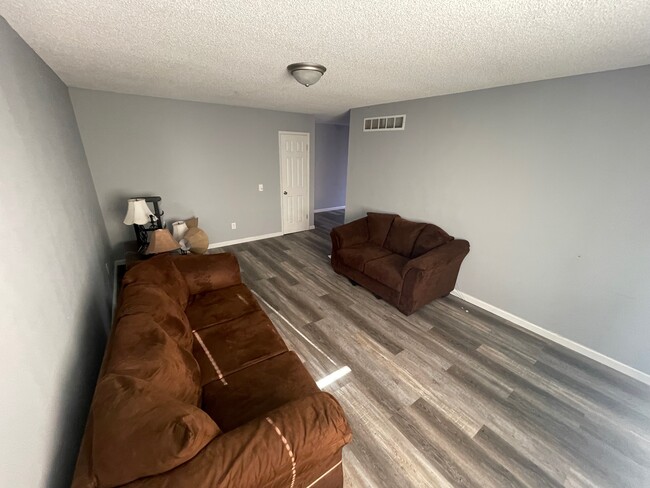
[124,240,154,271]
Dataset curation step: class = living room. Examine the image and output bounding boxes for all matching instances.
[1,2,649,487]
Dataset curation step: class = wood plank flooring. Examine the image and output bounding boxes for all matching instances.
[212,210,650,488]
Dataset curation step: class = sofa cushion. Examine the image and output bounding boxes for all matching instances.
[411,224,452,258]
[106,315,201,404]
[117,284,193,350]
[364,253,409,291]
[185,284,261,331]
[192,310,288,386]
[92,374,220,488]
[384,217,426,257]
[172,253,242,296]
[122,254,190,309]
[337,243,392,272]
[367,212,398,246]
[201,351,320,432]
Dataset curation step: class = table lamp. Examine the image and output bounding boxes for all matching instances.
[123,198,157,251]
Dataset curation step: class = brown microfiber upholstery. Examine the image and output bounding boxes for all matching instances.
[185,284,261,331]
[337,243,392,272]
[105,315,201,404]
[192,310,288,386]
[400,239,470,314]
[331,212,470,315]
[411,223,452,258]
[384,217,426,257]
[202,351,320,432]
[124,393,350,488]
[364,253,409,291]
[117,284,193,349]
[172,252,241,295]
[91,374,219,488]
[366,212,398,246]
[72,252,351,488]
[123,254,189,309]
[329,217,369,250]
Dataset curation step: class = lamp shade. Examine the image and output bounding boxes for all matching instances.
[123,199,156,225]
[146,229,180,254]
[292,69,323,87]
[172,221,189,241]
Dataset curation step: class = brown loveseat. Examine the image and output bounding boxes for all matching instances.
[331,212,470,315]
[72,253,351,488]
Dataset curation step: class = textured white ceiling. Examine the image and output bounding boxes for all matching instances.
[2,1,650,119]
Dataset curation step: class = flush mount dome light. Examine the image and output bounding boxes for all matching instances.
[287,62,326,87]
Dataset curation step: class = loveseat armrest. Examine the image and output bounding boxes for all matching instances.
[397,239,470,315]
[172,253,242,295]
[330,217,369,252]
[403,239,470,274]
[125,391,352,488]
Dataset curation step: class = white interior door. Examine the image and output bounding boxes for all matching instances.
[279,132,310,234]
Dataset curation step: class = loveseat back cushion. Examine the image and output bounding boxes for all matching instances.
[384,217,427,257]
[122,254,190,309]
[411,224,453,258]
[117,284,193,350]
[367,212,398,246]
[106,315,201,405]
[91,374,220,488]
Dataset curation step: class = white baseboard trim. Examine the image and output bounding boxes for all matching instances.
[450,289,650,386]
[309,225,316,230]
[314,206,346,213]
[208,232,283,249]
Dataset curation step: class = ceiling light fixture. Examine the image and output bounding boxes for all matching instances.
[287,62,326,87]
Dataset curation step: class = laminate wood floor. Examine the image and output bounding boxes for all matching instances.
[212,210,650,488]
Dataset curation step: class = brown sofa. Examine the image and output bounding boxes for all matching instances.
[331,212,470,315]
[72,253,351,488]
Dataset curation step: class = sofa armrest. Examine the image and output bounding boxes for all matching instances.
[172,253,242,295]
[403,239,470,275]
[124,391,352,488]
[330,217,369,252]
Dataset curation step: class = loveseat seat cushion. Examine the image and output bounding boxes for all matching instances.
[201,351,320,432]
[186,284,261,331]
[192,310,288,387]
[122,254,190,309]
[384,216,427,257]
[92,374,220,488]
[106,315,201,405]
[364,253,409,291]
[337,243,392,272]
[411,224,452,258]
[367,212,398,246]
[117,284,193,350]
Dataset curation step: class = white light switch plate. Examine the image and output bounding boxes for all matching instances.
[231,222,237,230]
[258,184,264,191]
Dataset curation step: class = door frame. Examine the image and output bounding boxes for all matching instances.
[278,131,311,235]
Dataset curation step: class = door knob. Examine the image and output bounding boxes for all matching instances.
[283,191,288,195]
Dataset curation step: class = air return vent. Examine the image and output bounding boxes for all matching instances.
[363,114,406,132]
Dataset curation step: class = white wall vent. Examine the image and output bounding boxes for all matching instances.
[363,114,406,132]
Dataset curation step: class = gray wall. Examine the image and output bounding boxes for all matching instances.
[0,18,112,487]
[315,123,349,210]
[69,89,316,259]
[347,65,650,375]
